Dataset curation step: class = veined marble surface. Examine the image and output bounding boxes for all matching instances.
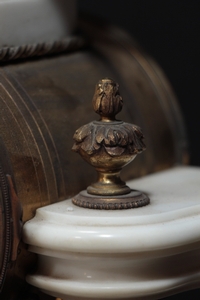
[23,166,200,299]
[0,0,76,48]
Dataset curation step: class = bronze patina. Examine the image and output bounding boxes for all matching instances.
[72,78,150,209]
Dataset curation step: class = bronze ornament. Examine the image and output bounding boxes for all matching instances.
[72,78,150,209]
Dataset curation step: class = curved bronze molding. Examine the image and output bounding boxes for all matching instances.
[0,36,86,62]
[0,137,22,292]
[0,165,11,291]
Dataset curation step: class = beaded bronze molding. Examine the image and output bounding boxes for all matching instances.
[73,190,150,210]
[0,165,11,291]
[0,36,85,62]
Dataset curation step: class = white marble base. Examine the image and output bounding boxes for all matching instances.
[23,166,200,299]
[0,0,76,48]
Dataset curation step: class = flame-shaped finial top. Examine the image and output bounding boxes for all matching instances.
[92,78,123,121]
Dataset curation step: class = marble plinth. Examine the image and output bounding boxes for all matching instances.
[23,166,200,299]
[0,0,76,48]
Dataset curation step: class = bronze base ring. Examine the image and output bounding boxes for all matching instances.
[72,190,150,210]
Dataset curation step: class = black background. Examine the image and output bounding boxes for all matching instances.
[78,0,200,167]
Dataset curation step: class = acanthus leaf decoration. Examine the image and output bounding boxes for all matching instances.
[72,122,146,157]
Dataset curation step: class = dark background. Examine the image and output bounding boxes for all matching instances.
[78,0,200,166]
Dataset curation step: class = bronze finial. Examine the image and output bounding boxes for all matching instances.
[72,78,150,209]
